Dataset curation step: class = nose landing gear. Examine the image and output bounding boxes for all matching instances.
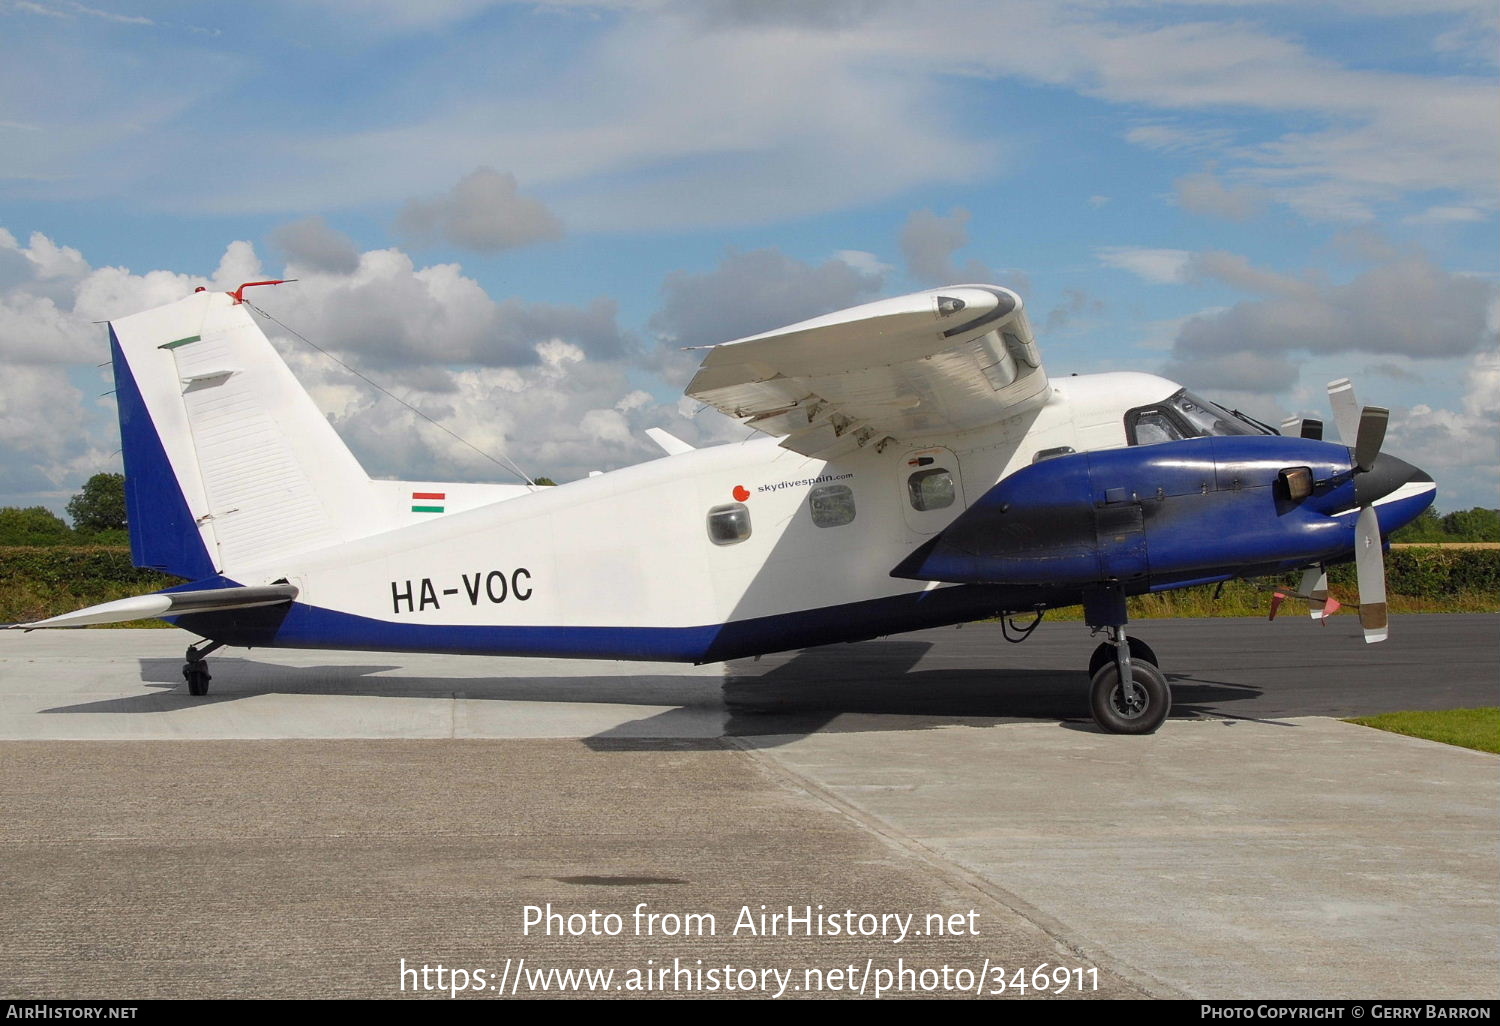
[1087,626,1170,734]
[1083,585,1170,735]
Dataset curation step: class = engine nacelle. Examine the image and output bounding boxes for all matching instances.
[891,436,1432,591]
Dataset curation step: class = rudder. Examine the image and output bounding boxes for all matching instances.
[110,289,380,578]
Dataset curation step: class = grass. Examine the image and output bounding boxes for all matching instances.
[1045,578,1498,621]
[1345,708,1500,755]
[1392,542,1500,550]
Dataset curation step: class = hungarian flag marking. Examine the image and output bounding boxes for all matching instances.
[411,491,446,513]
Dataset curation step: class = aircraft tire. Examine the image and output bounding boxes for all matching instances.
[184,665,211,697]
[1088,659,1169,735]
[1088,637,1159,678]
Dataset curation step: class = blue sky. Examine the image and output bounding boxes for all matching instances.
[2,0,1496,515]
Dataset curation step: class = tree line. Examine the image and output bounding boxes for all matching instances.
[0,473,128,546]
[1391,507,1500,544]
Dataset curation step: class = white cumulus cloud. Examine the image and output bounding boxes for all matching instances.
[0,227,748,506]
[1095,246,1192,285]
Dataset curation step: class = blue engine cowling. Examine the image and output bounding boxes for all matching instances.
[890,435,1434,592]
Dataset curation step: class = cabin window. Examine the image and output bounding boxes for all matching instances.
[808,484,856,527]
[707,503,751,545]
[1032,445,1075,464]
[906,468,955,511]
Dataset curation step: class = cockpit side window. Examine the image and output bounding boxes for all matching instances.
[1127,408,1186,446]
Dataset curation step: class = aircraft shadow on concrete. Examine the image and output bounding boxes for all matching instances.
[41,655,722,716]
[34,640,1269,744]
[586,640,1274,747]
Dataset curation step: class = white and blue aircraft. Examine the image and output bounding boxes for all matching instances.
[9,282,1436,733]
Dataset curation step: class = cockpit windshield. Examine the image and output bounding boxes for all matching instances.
[1126,389,1270,446]
[1169,391,1261,437]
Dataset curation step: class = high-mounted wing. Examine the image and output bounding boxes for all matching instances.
[685,285,1047,457]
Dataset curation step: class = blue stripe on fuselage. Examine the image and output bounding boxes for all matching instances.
[170,582,1080,664]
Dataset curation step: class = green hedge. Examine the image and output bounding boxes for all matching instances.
[1,545,1495,625]
[0,546,181,624]
[1328,548,1500,599]
[0,546,179,589]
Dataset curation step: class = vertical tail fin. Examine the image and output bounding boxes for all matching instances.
[111,289,378,578]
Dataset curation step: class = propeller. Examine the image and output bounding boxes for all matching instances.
[1279,416,1324,441]
[1354,506,1389,643]
[1265,567,1340,622]
[1298,566,1338,620]
[1326,377,1390,643]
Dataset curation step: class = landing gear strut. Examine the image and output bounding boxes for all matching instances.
[1087,635,1158,678]
[182,640,224,696]
[1083,585,1170,735]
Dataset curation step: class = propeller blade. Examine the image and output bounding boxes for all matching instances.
[1298,567,1330,620]
[1269,591,1288,620]
[1280,416,1324,441]
[1327,378,1360,446]
[1355,505,1388,643]
[1354,406,1389,473]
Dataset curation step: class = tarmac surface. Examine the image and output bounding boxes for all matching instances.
[1,615,1496,1000]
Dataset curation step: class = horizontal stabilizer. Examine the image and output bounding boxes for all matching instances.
[645,427,696,455]
[6,584,298,630]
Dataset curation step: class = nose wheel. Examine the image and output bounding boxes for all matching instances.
[1082,586,1171,734]
[182,640,224,697]
[1088,654,1169,734]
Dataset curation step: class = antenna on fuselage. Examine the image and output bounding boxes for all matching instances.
[242,294,540,489]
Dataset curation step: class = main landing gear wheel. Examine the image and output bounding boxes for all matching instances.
[1088,636,1158,678]
[183,665,211,696]
[1088,659,1170,735]
[181,640,224,697]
